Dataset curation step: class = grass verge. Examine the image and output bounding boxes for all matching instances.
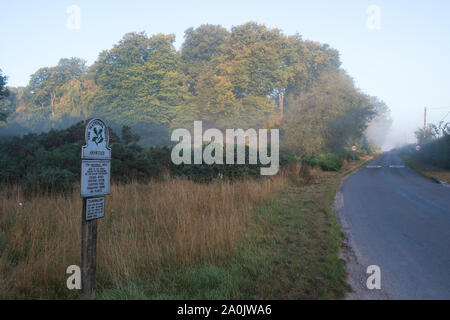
[1,158,370,299]
[99,158,371,300]
[400,155,450,184]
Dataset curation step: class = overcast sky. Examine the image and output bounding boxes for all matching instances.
[1,0,449,147]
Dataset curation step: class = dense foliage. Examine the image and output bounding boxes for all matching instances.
[0,121,298,193]
[400,123,450,169]
[0,22,389,157]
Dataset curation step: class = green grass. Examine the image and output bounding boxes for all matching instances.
[400,154,450,184]
[244,185,349,299]
[96,159,371,300]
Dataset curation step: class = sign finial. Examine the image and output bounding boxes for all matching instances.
[82,118,111,160]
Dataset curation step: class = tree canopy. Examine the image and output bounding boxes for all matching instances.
[0,22,390,155]
[0,69,9,122]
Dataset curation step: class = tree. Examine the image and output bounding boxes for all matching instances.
[415,124,439,145]
[2,23,389,153]
[28,58,87,109]
[282,71,375,155]
[0,69,10,122]
[93,32,189,123]
[179,22,296,129]
[121,125,140,144]
[181,24,229,91]
[91,32,192,145]
[217,23,293,108]
[284,37,341,113]
[19,58,89,130]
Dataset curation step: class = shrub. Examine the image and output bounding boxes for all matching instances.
[0,121,351,191]
[23,167,77,194]
[400,135,450,169]
[302,153,343,171]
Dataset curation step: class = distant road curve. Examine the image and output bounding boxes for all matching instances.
[335,152,450,299]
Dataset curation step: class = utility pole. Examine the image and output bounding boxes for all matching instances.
[424,107,427,139]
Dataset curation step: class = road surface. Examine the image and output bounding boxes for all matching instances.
[335,152,450,299]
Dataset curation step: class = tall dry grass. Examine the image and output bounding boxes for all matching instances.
[0,174,288,299]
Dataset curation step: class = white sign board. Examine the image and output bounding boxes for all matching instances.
[82,118,111,160]
[81,160,110,197]
[416,145,421,151]
[351,145,357,151]
[86,197,105,221]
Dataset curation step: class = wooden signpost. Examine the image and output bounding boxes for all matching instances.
[80,118,111,300]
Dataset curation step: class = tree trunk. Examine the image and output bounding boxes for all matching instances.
[278,88,284,116]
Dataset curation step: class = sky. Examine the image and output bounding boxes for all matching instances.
[1,0,450,148]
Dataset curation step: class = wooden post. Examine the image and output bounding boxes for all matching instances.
[80,118,111,300]
[81,198,98,300]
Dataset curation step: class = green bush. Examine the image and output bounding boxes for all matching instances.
[303,153,343,171]
[0,122,293,191]
[400,135,450,169]
[1,121,355,191]
[169,145,263,182]
[23,167,77,194]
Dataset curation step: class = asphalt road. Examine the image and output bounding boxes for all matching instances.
[336,152,450,299]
